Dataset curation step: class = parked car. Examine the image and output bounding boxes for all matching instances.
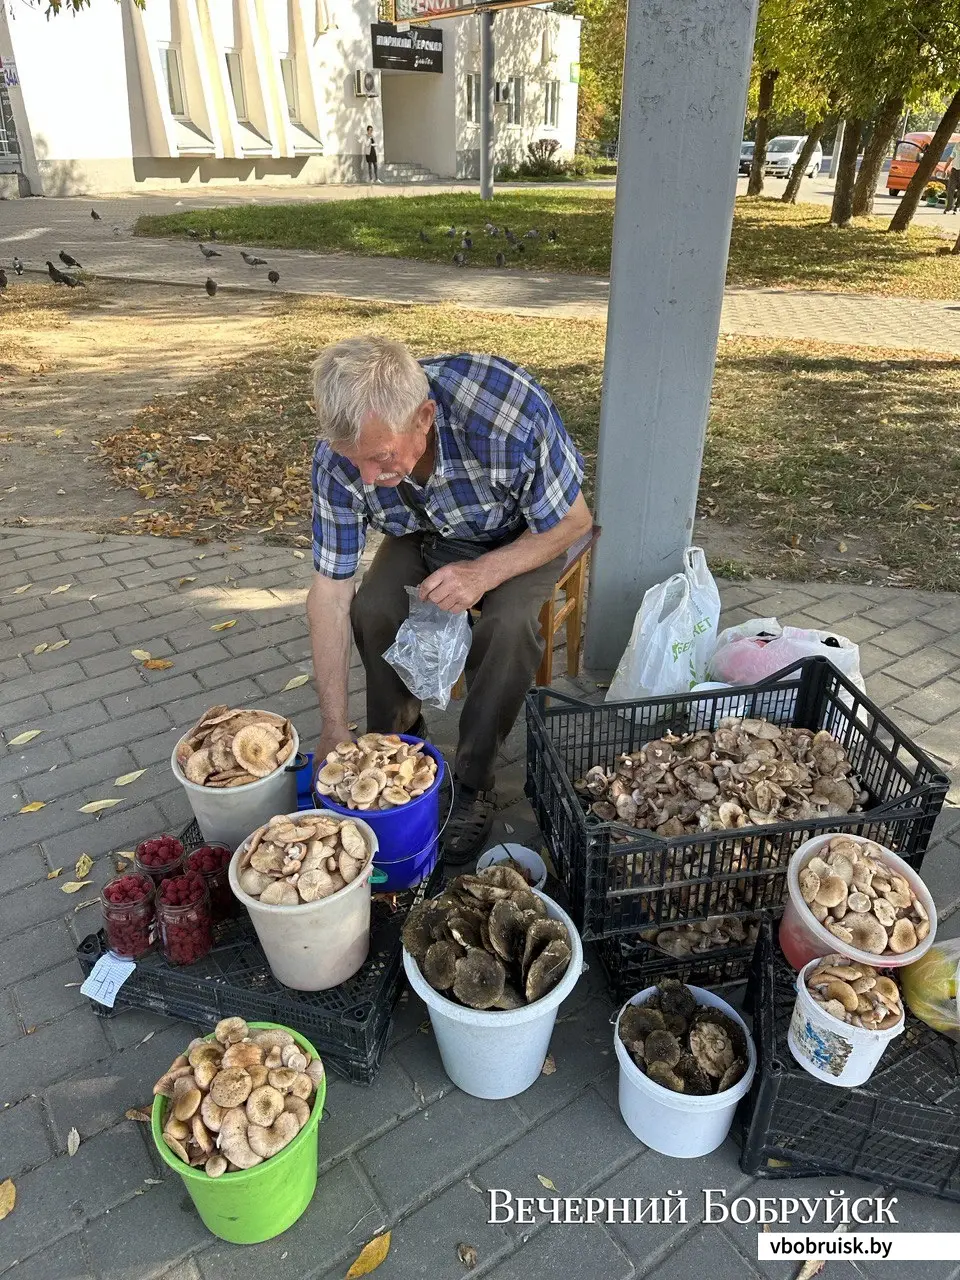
[763,135,823,178]
[739,141,754,175]
[887,132,959,196]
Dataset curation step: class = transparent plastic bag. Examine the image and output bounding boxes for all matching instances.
[709,619,865,692]
[900,943,960,1042]
[383,587,472,711]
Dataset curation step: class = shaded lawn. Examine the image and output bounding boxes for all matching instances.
[134,195,960,300]
[93,294,960,591]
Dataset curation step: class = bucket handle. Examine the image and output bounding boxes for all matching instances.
[285,752,309,774]
[371,768,458,888]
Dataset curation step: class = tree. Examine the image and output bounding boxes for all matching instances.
[747,69,779,195]
[889,88,960,231]
[40,0,143,12]
[851,93,904,216]
[782,118,829,202]
[554,0,625,143]
[830,115,864,225]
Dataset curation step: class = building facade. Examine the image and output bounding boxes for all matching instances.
[0,0,579,196]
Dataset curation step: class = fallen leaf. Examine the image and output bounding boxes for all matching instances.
[537,1174,557,1190]
[292,550,305,559]
[12,584,32,595]
[56,488,66,496]
[8,730,42,746]
[137,1030,156,1046]
[347,722,359,731]
[796,1262,826,1280]
[75,853,94,878]
[456,1242,478,1270]
[124,1106,153,1123]
[79,799,122,814]
[33,643,49,655]
[178,577,196,586]
[210,619,237,631]
[74,899,100,912]
[54,428,65,438]
[47,868,63,880]
[130,648,152,661]
[909,501,937,512]
[115,769,147,787]
[0,1178,15,1221]
[281,674,310,691]
[229,544,242,551]
[67,1127,81,1156]
[49,639,70,651]
[62,880,92,894]
[24,1026,36,1035]
[347,1232,392,1278]
[49,584,71,595]
[188,434,213,442]
[19,800,45,813]
[142,659,174,671]
[139,484,156,499]
[143,1177,162,1185]
[837,541,848,553]
[541,1054,556,1076]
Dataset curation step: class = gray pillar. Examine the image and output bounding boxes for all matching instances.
[583,0,759,675]
[829,119,845,178]
[479,10,494,200]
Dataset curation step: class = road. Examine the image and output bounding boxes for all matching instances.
[736,169,958,227]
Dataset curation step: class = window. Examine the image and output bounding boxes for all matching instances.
[162,46,187,118]
[280,57,300,122]
[224,50,248,121]
[465,72,479,124]
[506,76,523,126]
[543,80,560,129]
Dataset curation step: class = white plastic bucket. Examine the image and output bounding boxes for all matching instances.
[779,832,936,971]
[787,956,905,1087]
[228,809,376,991]
[403,890,583,1099]
[614,986,756,1158]
[475,843,548,891]
[170,720,299,851]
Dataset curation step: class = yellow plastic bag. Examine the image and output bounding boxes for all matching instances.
[900,942,960,1041]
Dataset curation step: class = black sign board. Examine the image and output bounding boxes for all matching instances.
[371,23,444,73]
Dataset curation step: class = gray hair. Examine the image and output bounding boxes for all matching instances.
[310,335,430,446]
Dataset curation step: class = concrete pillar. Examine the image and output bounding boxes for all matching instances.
[583,0,759,674]
[479,10,494,200]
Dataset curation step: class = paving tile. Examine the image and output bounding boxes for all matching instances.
[899,679,960,726]
[0,919,77,987]
[0,1157,85,1268]
[0,1232,95,1280]
[0,844,49,892]
[46,665,143,712]
[103,673,204,719]
[15,957,89,1028]
[509,991,617,1123]
[10,599,100,638]
[881,647,960,689]
[39,798,169,869]
[389,1020,458,1104]
[0,988,23,1045]
[483,1222,635,1280]
[648,1225,762,1280]
[318,1055,422,1169]
[0,1096,56,1177]
[871,620,951,657]
[82,1174,213,1280]
[18,744,140,803]
[0,1005,111,1105]
[853,1188,960,1280]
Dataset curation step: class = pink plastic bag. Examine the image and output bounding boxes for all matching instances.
[708,619,865,692]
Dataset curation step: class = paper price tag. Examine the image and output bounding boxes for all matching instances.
[80,953,136,1008]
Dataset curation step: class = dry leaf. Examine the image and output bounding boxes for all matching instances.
[114,770,146,787]
[537,1174,557,1190]
[541,1054,556,1076]
[346,1232,392,1278]
[62,880,92,894]
[178,577,196,586]
[837,541,848,553]
[0,1179,15,1221]
[24,1026,36,1035]
[79,799,122,814]
[67,1127,81,1156]
[49,584,71,595]
[49,639,70,651]
[796,1262,826,1280]
[142,658,174,671]
[130,649,152,661]
[8,730,42,746]
[12,584,32,594]
[281,674,310,691]
[124,1106,153,1123]
[19,800,45,813]
[456,1242,478,1270]
[139,484,156,499]
[74,899,99,912]
[33,643,49,655]
[292,550,305,559]
[47,868,63,880]
[210,619,237,631]
[75,854,94,878]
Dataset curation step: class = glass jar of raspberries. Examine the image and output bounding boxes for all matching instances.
[134,835,185,887]
[101,873,155,958]
[156,872,213,966]
[185,845,235,921]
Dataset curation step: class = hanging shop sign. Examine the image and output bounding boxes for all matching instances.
[394,0,543,24]
[371,23,444,72]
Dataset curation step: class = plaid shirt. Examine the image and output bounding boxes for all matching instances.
[311,354,584,580]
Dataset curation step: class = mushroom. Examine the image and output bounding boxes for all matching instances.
[209,1067,253,1108]
[215,1017,249,1045]
[818,980,859,1012]
[288,1074,313,1101]
[200,1095,226,1133]
[453,948,506,1010]
[281,1044,308,1073]
[163,1133,191,1163]
[284,1095,311,1127]
[247,1064,269,1089]
[846,914,888,955]
[246,1085,285,1128]
[232,725,279,778]
[193,1059,221,1091]
[889,918,917,954]
[221,1042,263,1071]
[163,1117,190,1142]
[872,898,897,928]
[814,876,847,909]
[153,1065,194,1097]
[192,1113,214,1155]
[249,1028,295,1050]
[798,869,820,904]
[247,1111,300,1159]
[305,1058,325,1090]
[218,1107,263,1169]
[239,868,273,897]
[267,1067,300,1094]
[259,880,300,906]
[205,1153,228,1178]
[172,1077,202,1122]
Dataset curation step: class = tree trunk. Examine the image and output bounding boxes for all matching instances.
[782,120,827,203]
[747,68,779,196]
[830,116,863,226]
[889,87,960,232]
[851,94,905,217]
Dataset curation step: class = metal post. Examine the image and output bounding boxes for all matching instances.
[583,0,759,675]
[829,118,845,178]
[479,9,494,200]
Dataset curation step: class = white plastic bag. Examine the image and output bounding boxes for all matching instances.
[605,548,721,702]
[708,619,865,692]
[383,587,472,711]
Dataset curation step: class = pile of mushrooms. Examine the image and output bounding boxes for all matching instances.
[618,980,749,1094]
[797,836,930,956]
[575,719,864,839]
[315,733,437,810]
[236,813,372,904]
[640,914,761,958]
[175,706,296,788]
[402,865,572,1009]
[153,1017,323,1175]
[804,954,903,1030]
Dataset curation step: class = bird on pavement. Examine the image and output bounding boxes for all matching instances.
[525,228,540,239]
[199,244,221,258]
[47,260,69,284]
[62,273,85,288]
[484,221,496,234]
[186,229,200,239]
[59,250,82,269]
[461,233,472,250]
[91,208,101,221]
[210,229,219,241]
[268,270,280,285]
[205,277,218,296]
[241,250,268,266]
[0,268,7,290]
[446,225,457,238]
[12,257,23,276]
[495,251,505,268]
[453,251,466,267]
[112,226,121,237]
[419,229,431,243]
[547,228,558,242]
[504,227,516,244]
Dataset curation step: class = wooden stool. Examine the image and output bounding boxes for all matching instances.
[450,524,600,699]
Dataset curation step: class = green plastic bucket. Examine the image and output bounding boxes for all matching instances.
[151,1021,326,1244]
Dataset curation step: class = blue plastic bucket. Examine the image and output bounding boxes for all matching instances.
[314,736,445,891]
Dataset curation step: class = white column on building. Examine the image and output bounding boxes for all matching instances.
[479,9,494,200]
[583,0,759,673]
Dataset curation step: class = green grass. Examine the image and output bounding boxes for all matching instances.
[134,195,960,299]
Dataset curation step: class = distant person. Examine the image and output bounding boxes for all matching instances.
[945,155,960,213]
[362,125,380,183]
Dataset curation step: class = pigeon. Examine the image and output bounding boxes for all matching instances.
[205,277,218,297]
[241,251,268,266]
[12,257,23,276]
[186,229,200,239]
[59,250,82,269]
[419,229,431,243]
[453,251,466,267]
[62,273,84,288]
[0,268,6,290]
[210,229,219,241]
[461,233,473,250]
[515,243,525,255]
[112,226,121,237]
[525,228,540,239]
[504,227,516,244]
[199,244,221,258]
[446,225,457,238]
[91,208,101,222]
[47,260,69,284]
[495,251,505,268]
[490,225,500,238]
[268,270,280,285]
[484,221,496,234]
[547,228,558,242]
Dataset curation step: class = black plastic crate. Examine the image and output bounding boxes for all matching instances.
[736,923,960,1201]
[596,929,766,1001]
[525,657,949,942]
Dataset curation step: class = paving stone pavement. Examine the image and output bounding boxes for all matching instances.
[2,526,960,1279]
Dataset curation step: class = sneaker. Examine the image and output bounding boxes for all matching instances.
[443,779,495,866]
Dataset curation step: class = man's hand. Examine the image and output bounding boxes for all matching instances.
[419,559,492,613]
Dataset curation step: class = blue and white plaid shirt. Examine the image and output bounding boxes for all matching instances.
[311,353,585,580]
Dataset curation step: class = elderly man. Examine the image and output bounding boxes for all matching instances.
[307,335,592,863]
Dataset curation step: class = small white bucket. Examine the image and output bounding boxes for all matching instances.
[170,719,300,851]
[403,891,583,1099]
[614,986,756,1159]
[475,843,548,891]
[787,956,905,1087]
[228,809,377,991]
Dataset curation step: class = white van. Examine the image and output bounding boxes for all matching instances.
[764,135,823,179]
